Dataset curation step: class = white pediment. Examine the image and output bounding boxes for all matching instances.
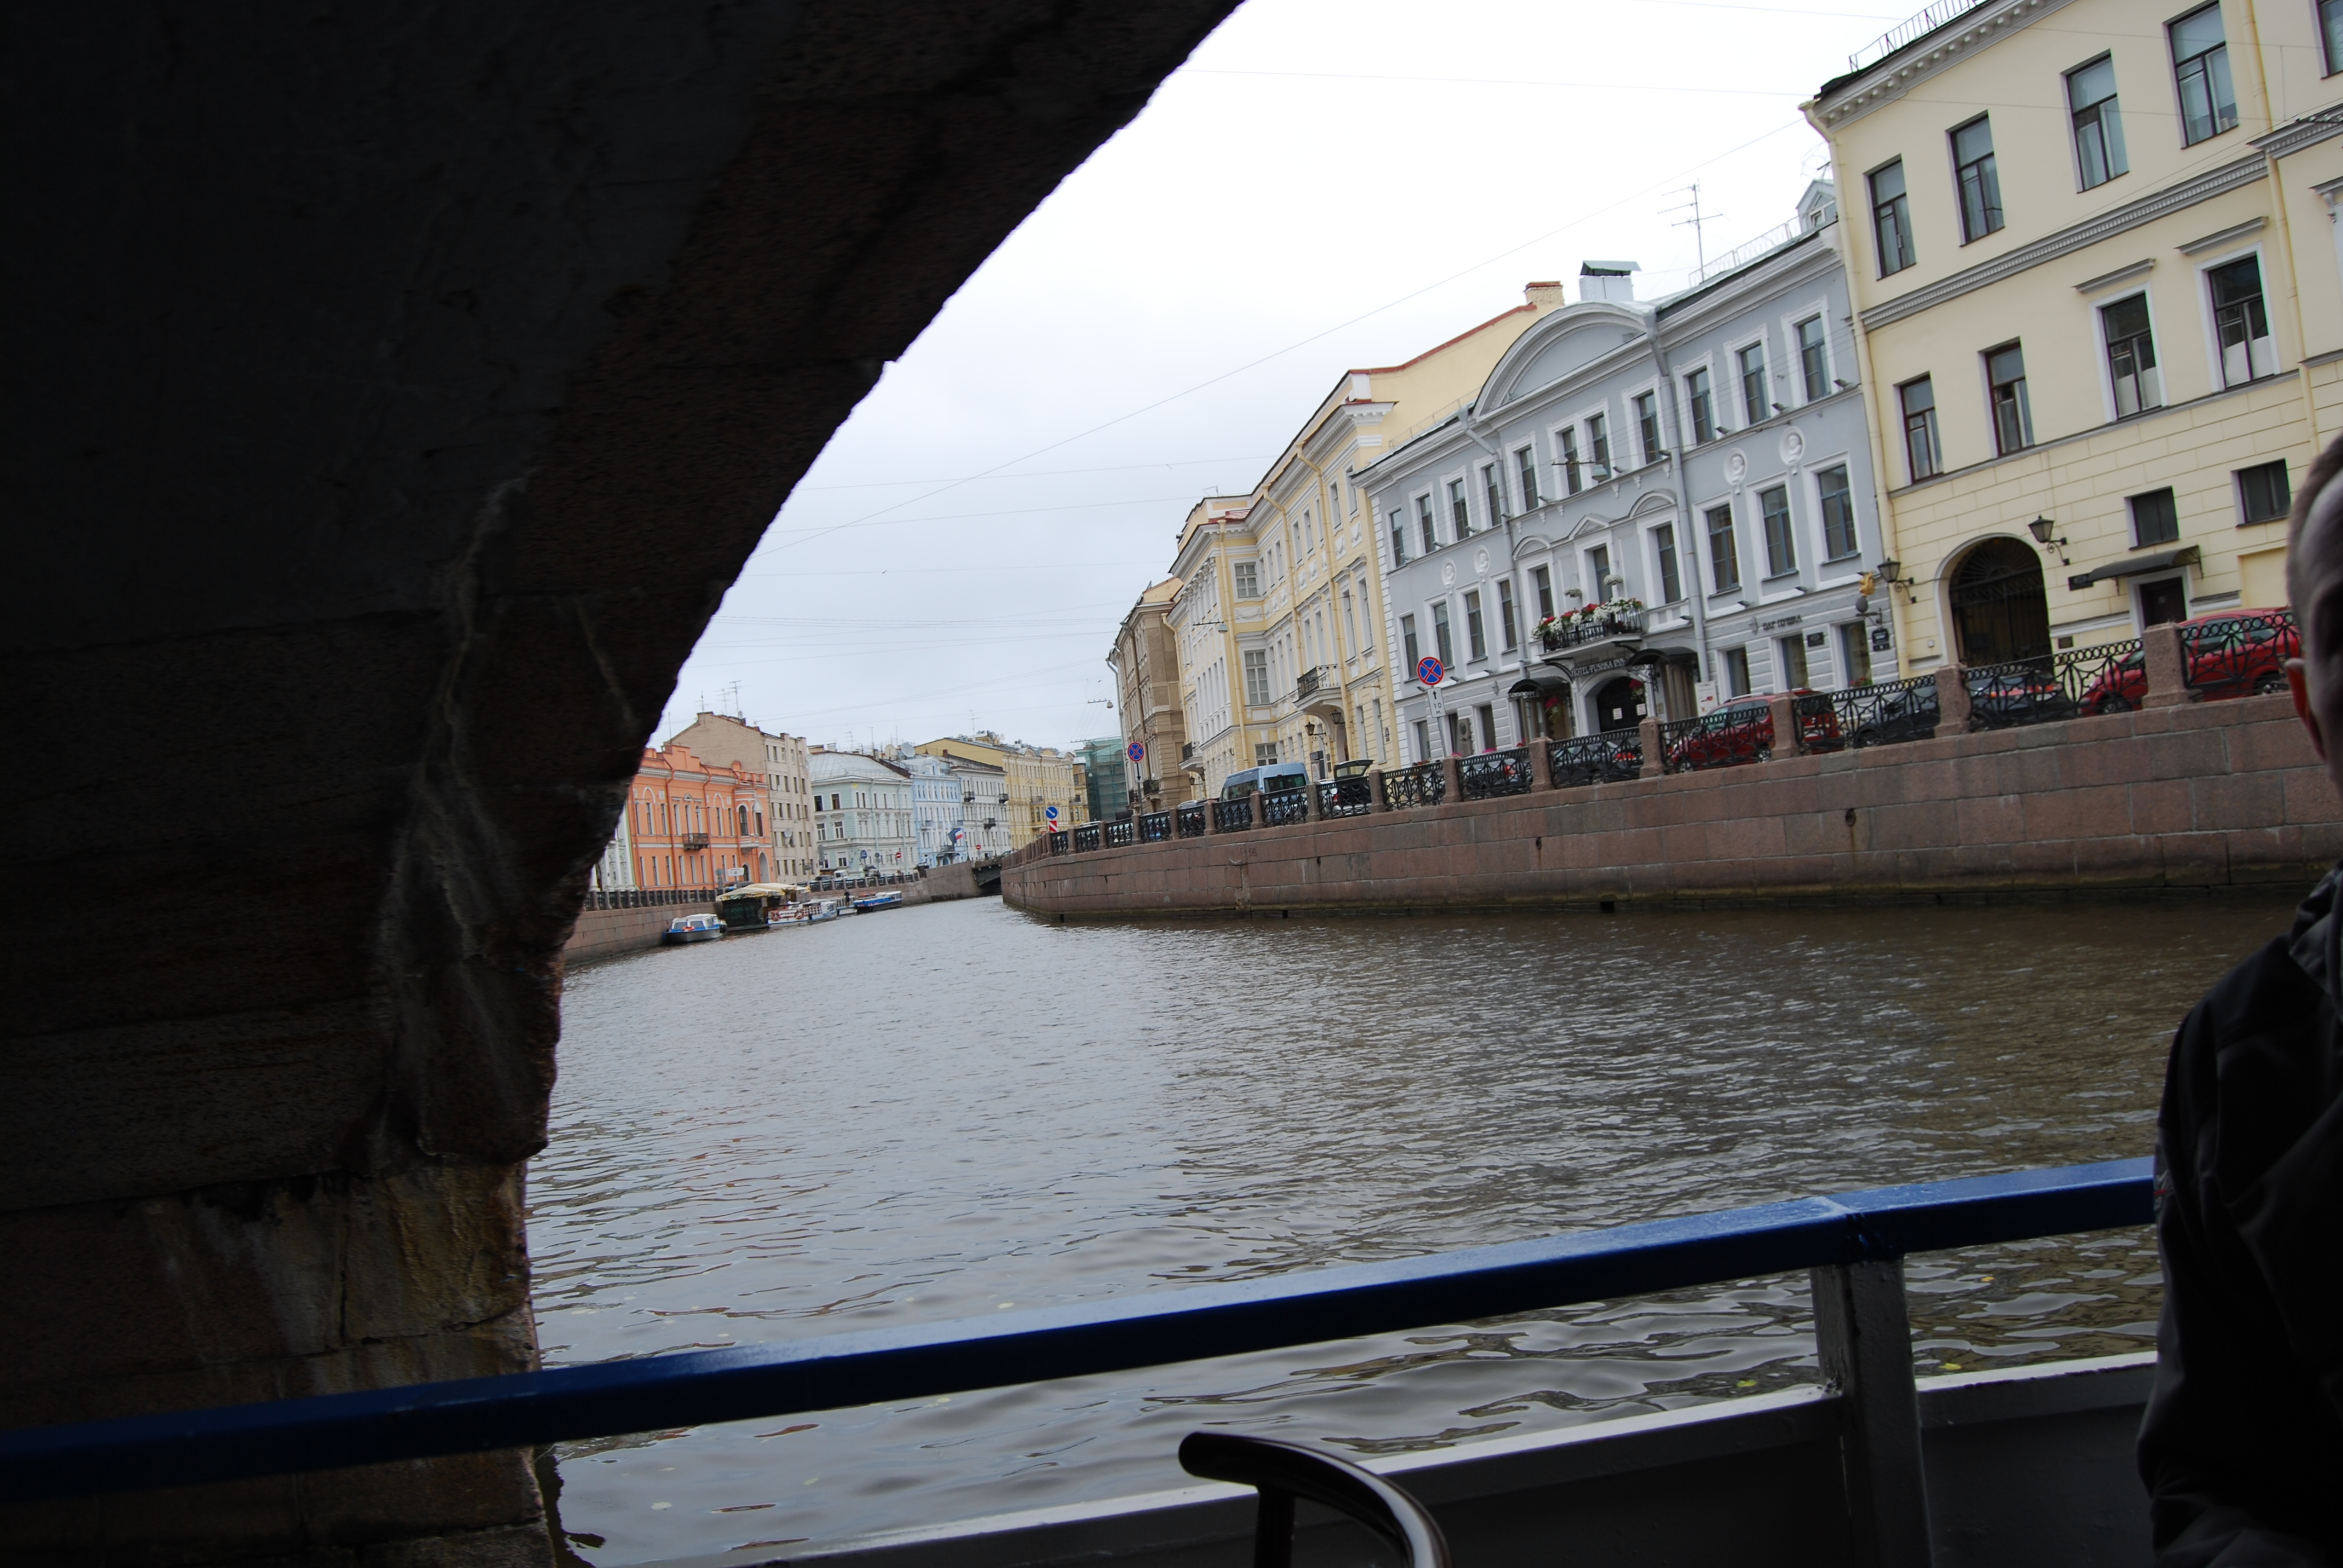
[1500,323,1636,405]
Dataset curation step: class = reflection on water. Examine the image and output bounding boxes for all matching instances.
[531,891,2300,1563]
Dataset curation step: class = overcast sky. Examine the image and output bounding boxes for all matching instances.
[657,0,1911,753]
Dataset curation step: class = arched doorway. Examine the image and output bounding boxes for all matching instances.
[1591,674,1647,732]
[1948,538,2050,666]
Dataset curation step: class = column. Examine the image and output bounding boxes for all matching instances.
[2141,622,2192,708]
[1637,716,1664,778]
[1933,664,1971,734]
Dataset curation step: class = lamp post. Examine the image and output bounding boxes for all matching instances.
[2026,515,2070,566]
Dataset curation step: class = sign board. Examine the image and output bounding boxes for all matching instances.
[1415,655,1445,687]
[1044,806,1059,821]
[1127,742,1145,762]
[1695,679,1721,715]
[1871,625,1895,652]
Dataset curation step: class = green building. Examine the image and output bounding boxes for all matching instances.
[1081,736,1130,822]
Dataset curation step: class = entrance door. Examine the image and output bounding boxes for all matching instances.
[2139,575,2187,626]
[1593,675,1647,732]
[1948,538,2051,665]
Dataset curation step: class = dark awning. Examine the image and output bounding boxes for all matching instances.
[2069,545,2198,590]
[1509,670,1570,694]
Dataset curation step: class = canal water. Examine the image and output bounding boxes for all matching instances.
[530,889,2304,1564]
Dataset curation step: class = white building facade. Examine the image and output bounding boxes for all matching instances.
[810,750,917,876]
[949,758,1012,860]
[898,749,968,866]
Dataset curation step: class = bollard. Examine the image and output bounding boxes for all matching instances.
[1934,663,1971,734]
[1440,754,1465,803]
[1302,775,1324,823]
[1365,768,1386,812]
[1637,716,1664,778]
[2142,621,2193,708]
[1765,693,1800,759]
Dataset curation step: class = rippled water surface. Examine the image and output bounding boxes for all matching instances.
[531,891,2303,1563]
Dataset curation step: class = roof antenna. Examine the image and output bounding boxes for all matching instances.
[1664,183,1719,278]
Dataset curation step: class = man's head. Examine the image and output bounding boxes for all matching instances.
[2284,431,2343,786]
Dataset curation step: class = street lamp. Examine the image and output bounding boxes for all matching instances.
[2026,515,2070,566]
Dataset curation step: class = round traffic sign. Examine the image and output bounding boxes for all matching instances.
[1415,655,1446,687]
[1045,806,1059,820]
[1127,742,1145,762]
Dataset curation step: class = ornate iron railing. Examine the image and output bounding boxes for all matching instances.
[0,1160,2151,1503]
[1964,658,2077,731]
[1049,831,1070,855]
[1259,786,1311,828]
[1175,802,1207,838]
[2046,637,2145,715]
[1211,797,1254,832]
[1849,0,1991,72]
[1458,748,1535,800]
[1534,604,1647,654]
[1103,818,1135,849]
[585,887,721,909]
[1318,777,1374,818]
[1659,706,1772,773]
[1812,675,1942,751]
[1137,811,1173,843]
[1546,733,1641,788]
[2181,610,2298,702]
[1072,823,1103,853]
[1380,761,1446,811]
[1791,692,1840,754]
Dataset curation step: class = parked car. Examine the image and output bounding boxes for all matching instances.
[1665,692,1840,771]
[2073,609,2299,712]
[1219,763,1311,799]
[1844,683,1940,748]
[1965,662,2073,728]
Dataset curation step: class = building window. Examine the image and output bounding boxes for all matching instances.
[1516,446,1541,509]
[1738,343,1771,424]
[1413,718,1430,762]
[1817,465,1860,560]
[1870,159,1916,275]
[1797,316,1829,402]
[1498,579,1518,649]
[1432,601,1454,668]
[1724,645,1752,697]
[1760,486,1797,576]
[1244,648,1271,705]
[1446,477,1470,541]
[2210,256,2277,385]
[2068,55,2128,188]
[1417,492,1438,555]
[1256,743,1279,766]
[2131,487,2180,547]
[1532,564,1555,619]
[2238,460,2292,524]
[1839,622,1873,687]
[2325,0,2343,73]
[1463,590,1487,660]
[1686,367,1719,444]
[1389,507,1407,566]
[1481,462,1503,525]
[1342,590,1357,653]
[1899,376,1941,481]
[1951,116,2004,242]
[1706,503,1742,593]
[1559,426,1582,495]
[1587,543,1613,599]
[2171,4,2237,145]
[2101,293,2161,417]
[1400,613,1420,670]
[1986,342,2033,454]
[1587,413,1611,480]
[1653,523,1683,603]
[1634,392,1662,465]
[1233,560,1260,599]
[1779,633,1811,690]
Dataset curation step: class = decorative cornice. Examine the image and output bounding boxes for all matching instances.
[2073,258,2154,295]
[2252,103,2343,160]
[1809,0,2076,131]
[2177,215,2266,255]
[1860,152,2267,330]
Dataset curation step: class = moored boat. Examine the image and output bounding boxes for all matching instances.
[659,912,724,944]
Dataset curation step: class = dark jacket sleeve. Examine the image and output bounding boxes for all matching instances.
[2140,945,2343,1568]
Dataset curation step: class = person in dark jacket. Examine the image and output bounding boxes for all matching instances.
[2139,431,2343,1566]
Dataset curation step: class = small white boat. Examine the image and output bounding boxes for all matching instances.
[660,912,724,945]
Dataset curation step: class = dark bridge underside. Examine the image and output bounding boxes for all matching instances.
[1,3,1236,1560]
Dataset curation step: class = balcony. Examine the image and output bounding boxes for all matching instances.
[1534,603,1647,668]
[679,831,710,850]
[1294,665,1343,718]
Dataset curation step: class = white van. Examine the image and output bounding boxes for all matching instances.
[1219,763,1310,800]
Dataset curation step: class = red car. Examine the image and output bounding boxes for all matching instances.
[2075,609,2298,713]
[1665,691,1840,771]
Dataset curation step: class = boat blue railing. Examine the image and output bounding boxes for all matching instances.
[0,1158,2153,1506]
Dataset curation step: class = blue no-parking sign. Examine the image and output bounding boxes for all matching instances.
[1127,742,1145,763]
[1415,655,1446,687]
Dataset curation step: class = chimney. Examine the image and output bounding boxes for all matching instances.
[1524,280,1566,310]
[1579,260,1640,303]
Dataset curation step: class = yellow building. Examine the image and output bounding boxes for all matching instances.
[1106,577,1194,810]
[1805,0,2342,673]
[913,732,1084,849]
[1167,284,1567,797]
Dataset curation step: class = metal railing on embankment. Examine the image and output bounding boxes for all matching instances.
[583,886,720,909]
[0,1159,2151,1506]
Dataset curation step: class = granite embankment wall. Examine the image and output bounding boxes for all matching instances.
[1004,693,2343,918]
[563,861,987,964]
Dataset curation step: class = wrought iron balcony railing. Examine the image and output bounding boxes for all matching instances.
[1534,604,1647,655]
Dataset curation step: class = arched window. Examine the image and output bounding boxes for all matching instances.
[1948,538,2050,666]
